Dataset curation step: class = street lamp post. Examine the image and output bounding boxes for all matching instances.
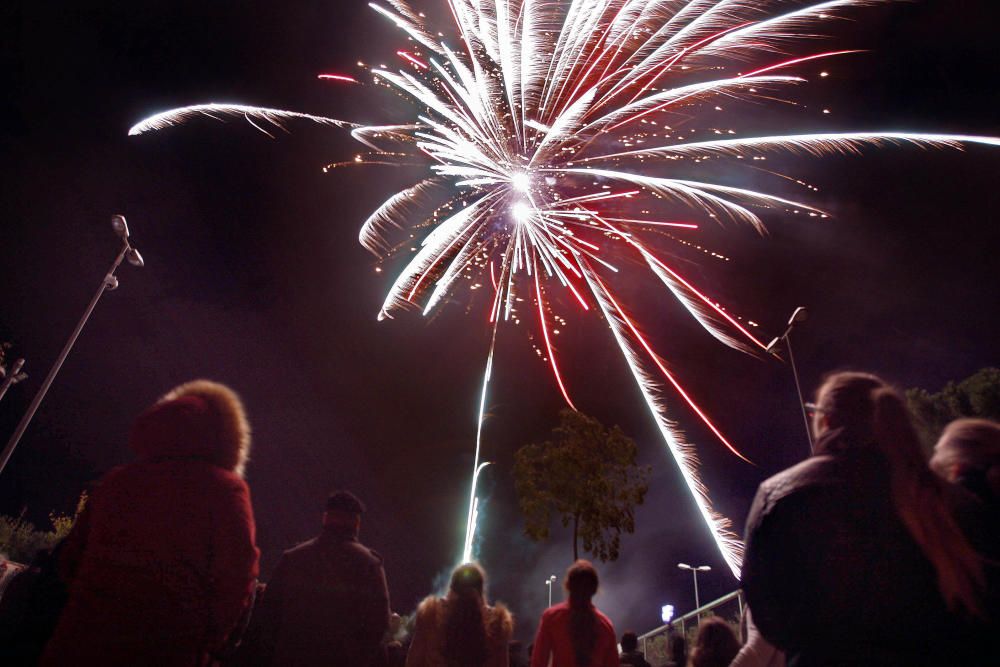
[677,563,711,610]
[765,306,813,453]
[545,575,556,607]
[0,215,144,477]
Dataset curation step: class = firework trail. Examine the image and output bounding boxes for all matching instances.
[131,0,999,577]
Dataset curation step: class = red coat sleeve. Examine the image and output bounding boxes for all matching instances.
[207,477,260,647]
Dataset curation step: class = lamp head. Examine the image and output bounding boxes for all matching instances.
[765,337,781,355]
[788,306,808,326]
[697,565,712,572]
[661,604,675,623]
[111,214,130,240]
[677,563,690,570]
[126,248,145,267]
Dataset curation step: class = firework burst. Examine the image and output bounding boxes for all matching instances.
[130,0,999,576]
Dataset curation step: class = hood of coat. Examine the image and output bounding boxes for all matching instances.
[128,380,251,476]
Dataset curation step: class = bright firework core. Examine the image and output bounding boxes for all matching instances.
[511,201,532,223]
[511,171,531,192]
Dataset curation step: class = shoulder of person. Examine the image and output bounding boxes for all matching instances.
[594,607,616,633]
[363,544,384,565]
[282,536,321,560]
[486,602,514,640]
[416,595,445,622]
[749,454,850,520]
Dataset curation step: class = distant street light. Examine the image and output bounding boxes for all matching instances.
[661,604,675,624]
[765,306,813,453]
[0,215,144,477]
[677,563,711,610]
[545,575,557,607]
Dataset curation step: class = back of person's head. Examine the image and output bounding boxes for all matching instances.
[443,562,488,665]
[129,380,251,476]
[931,418,1000,499]
[813,371,985,616]
[323,490,365,533]
[563,560,599,666]
[621,631,639,652]
[564,559,599,604]
[689,616,740,667]
[668,634,686,667]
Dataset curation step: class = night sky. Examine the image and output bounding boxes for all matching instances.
[3,0,999,640]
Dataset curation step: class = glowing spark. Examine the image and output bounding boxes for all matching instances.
[130,0,1000,577]
[317,73,359,83]
[511,171,532,192]
[512,201,532,222]
[396,50,429,69]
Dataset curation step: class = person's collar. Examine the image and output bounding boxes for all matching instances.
[812,426,875,456]
[320,525,359,541]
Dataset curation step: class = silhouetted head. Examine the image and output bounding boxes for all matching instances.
[812,371,885,444]
[450,562,486,599]
[669,634,686,666]
[323,490,365,534]
[690,616,740,667]
[129,380,251,476]
[931,418,1000,499]
[621,631,639,652]
[563,559,599,605]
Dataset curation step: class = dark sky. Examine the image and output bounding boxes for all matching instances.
[2,0,999,640]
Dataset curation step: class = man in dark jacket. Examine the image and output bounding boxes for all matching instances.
[237,490,390,667]
[619,631,651,667]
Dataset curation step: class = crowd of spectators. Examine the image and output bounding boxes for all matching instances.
[0,370,996,666]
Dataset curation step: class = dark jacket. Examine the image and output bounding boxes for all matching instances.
[619,649,652,667]
[742,429,995,666]
[238,526,390,667]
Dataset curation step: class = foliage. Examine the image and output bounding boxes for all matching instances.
[906,367,1000,454]
[514,409,650,562]
[0,493,86,564]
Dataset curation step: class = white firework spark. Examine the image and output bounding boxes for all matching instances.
[130,0,998,577]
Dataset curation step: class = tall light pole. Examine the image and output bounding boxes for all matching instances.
[0,215,144,477]
[545,575,557,607]
[765,306,813,453]
[677,563,711,610]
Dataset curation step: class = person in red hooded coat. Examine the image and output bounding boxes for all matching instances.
[41,380,260,666]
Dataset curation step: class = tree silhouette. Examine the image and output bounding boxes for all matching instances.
[906,367,1000,453]
[514,409,650,562]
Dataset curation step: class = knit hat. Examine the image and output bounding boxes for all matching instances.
[326,490,366,515]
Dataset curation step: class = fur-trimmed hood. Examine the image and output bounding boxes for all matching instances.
[129,380,251,476]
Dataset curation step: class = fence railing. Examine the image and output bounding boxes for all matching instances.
[637,590,744,666]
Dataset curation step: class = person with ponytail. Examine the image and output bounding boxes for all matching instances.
[530,560,618,667]
[742,371,995,666]
[406,562,512,667]
[931,417,1000,507]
